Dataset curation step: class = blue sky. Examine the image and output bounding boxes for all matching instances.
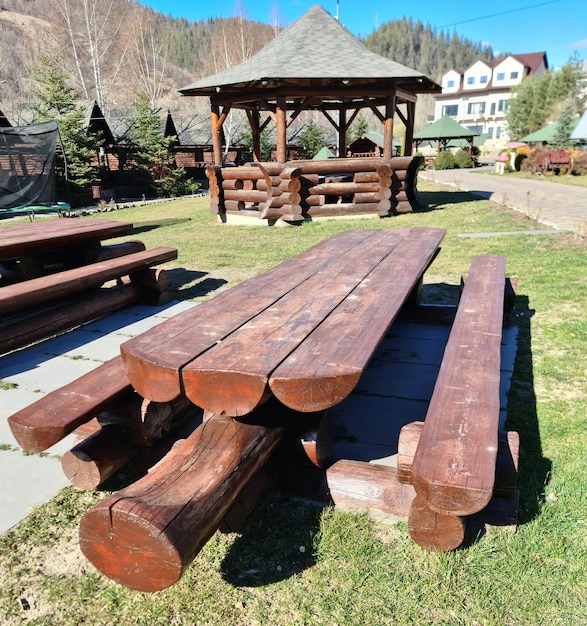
[140,0,586,70]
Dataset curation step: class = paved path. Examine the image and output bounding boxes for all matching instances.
[0,300,196,534]
[420,168,587,233]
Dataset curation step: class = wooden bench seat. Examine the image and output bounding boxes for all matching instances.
[406,254,507,549]
[325,255,516,552]
[0,246,177,316]
[7,353,191,453]
[8,356,132,453]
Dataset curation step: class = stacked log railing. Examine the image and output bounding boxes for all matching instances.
[205,156,423,222]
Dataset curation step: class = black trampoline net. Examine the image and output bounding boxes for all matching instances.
[0,121,59,209]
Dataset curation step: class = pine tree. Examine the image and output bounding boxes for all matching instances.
[551,99,576,149]
[126,92,193,197]
[298,120,325,158]
[347,113,370,144]
[31,53,97,193]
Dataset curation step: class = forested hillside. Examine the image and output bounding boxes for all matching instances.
[365,18,495,81]
[0,0,496,128]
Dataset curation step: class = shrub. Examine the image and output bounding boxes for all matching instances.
[454,149,473,169]
[520,148,538,173]
[434,150,455,170]
[571,150,587,176]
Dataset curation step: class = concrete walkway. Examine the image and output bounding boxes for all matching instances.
[420,167,587,233]
[0,300,196,534]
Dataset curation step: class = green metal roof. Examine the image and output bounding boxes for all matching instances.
[520,118,579,142]
[313,146,335,159]
[413,115,480,140]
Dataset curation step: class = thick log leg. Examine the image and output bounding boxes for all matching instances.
[408,494,465,551]
[79,412,284,592]
[99,394,194,446]
[61,424,138,489]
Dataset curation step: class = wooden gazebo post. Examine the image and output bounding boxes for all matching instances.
[211,102,223,166]
[383,92,396,159]
[338,107,347,158]
[404,101,416,156]
[246,110,262,162]
[276,97,287,163]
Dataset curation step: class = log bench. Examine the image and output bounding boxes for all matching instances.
[326,254,518,550]
[0,218,178,353]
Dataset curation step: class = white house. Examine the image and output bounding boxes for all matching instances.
[433,52,548,151]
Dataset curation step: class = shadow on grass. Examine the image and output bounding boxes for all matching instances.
[416,190,477,212]
[132,217,192,234]
[506,294,551,525]
[220,495,322,587]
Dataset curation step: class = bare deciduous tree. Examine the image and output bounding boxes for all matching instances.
[128,12,172,109]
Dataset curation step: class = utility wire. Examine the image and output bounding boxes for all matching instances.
[437,0,562,29]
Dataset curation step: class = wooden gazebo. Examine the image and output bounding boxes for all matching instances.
[413,115,480,155]
[179,5,440,165]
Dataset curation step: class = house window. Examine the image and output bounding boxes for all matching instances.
[510,71,519,79]
[490,102,496,115]
[498,99,508,112]
[467,102,486,115]
[497,72,505,80]
[467,76,475,85]
[447,79,455,87]
[467,125,483,134]
[442,104,459,117]
[480,75,488,83]
[496,127,502,138]
[488,127,494,139]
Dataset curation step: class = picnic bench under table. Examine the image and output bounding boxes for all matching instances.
[26,226,517,592]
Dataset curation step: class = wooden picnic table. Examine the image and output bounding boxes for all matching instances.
[0,219,134,284]
[0,218,133,261]
[65,227,518,590]
[0,217,176,353]
[121,227,445,418]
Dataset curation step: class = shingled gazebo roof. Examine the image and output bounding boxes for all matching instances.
[179,4,440,102]
[179,5,439,164]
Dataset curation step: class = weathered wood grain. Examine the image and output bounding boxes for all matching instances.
[181,229,443,416]
[79,411,284,591]
[410,255,506,517]
[120,229,382,403]
[269,228,445,412]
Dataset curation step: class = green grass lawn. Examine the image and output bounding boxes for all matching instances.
[1,183,586,625]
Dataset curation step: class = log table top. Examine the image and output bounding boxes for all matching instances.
[120,227,445,418]
[0,218,133,261]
